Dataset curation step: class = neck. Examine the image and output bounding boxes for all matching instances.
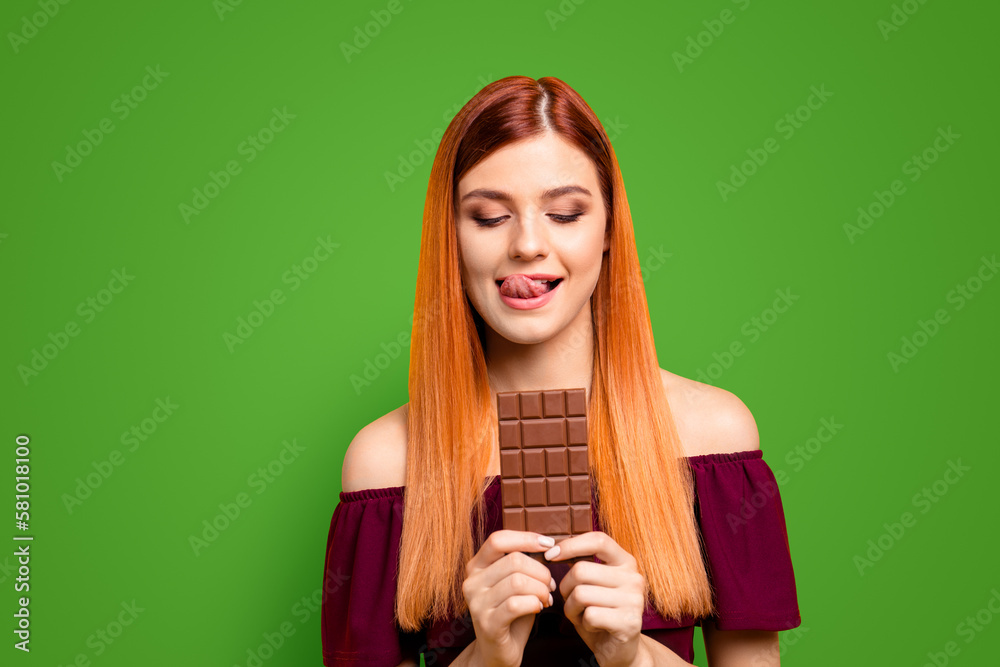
[482,301,596,405]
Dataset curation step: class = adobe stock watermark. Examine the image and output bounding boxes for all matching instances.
[350,330,411,395]
[51,66,170,182]
[877,0,931,41]
[178,107,296,224]
[8,0,73,54]
[716,84,833,202]
[188,438,306,556]
[844,126,960,243]
[384,73,494,192]
[639,245,673,283]
[886,254,997,373]
[771,417,844,487]
[919,588,1000,666]
[232,568,353,667]
[724,473,781,534]
[422,612,476,666]
[573,610,658,666]
[750,621,809,666]
[544,0,588,31]
[672,0,752,72]
[351,280,454,394]
[853,458,970,576]
[17,268,135,386]
[0,556,18,585]
[55,600,145,665]
[61,397,180,514]
[222,235,339,353]
[717,422,836,535]
[340,0,415,63]
[214,0,246,21]
[692,288,799,383]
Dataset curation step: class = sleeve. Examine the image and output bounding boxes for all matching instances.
[321,487,426,666]
[689,449,801,632]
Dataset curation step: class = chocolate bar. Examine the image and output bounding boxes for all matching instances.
[497,388,594,565]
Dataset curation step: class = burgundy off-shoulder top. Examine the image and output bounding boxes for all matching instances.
[321,449,800,665]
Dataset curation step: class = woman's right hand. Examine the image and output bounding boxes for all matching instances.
[462,530,558,667]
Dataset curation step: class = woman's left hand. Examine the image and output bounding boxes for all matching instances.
[543,531,648,667]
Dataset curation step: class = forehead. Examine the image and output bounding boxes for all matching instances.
[456,132,598,198]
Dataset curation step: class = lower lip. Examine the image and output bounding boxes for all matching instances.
[497,280,562,310]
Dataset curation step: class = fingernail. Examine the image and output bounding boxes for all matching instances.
[538,535,555,547]
[548,593,553,606]
[544,545,560,560]
[549,577,556,591]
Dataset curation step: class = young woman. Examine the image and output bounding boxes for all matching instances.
[322,76,800,666]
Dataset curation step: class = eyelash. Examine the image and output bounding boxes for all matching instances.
[472,213,583,227]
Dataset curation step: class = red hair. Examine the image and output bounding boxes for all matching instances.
[396,75,713,630]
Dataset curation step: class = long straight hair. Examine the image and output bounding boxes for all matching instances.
[396,76,713,630]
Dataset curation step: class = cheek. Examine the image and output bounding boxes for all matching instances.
[457,230,479,264]
[563,234,606,275]
[457,236,480,279]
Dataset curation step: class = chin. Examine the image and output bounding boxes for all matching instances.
[494,321,562,346]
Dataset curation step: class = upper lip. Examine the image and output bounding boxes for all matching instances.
[495,273,563,284]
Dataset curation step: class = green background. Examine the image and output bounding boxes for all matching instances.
[2,0,997,664]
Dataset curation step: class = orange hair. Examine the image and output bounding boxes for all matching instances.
[396,75,713,630]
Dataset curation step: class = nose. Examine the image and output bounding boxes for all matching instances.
[508,210,548,261]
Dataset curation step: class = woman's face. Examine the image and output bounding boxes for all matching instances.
[454,131,610,346]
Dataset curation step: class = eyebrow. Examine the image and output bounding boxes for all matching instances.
[459,185,592,203]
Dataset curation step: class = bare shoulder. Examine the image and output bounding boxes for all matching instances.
[658,368,760,458]
[341,402,409,493]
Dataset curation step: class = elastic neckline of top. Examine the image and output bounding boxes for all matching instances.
[337,448,763,502]
[687,448,763,466]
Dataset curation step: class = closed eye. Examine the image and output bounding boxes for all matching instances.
[472,213,583,227]
[472,215,507,226]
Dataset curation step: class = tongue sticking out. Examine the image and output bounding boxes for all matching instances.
[499,275,554,299]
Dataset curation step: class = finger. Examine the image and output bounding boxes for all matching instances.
[486,591,547,628]
[479,570,553,616]
[562,583,631,620]
[576,606,642,640]
[477,551,556,592]
[558,561,643,599]
[544,531,635,567]
[468,530,555,574]
[563,588,644,639]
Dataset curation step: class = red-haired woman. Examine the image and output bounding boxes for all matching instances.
[322,76,800,666]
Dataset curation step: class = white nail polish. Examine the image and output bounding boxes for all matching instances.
[538,535,555,547]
